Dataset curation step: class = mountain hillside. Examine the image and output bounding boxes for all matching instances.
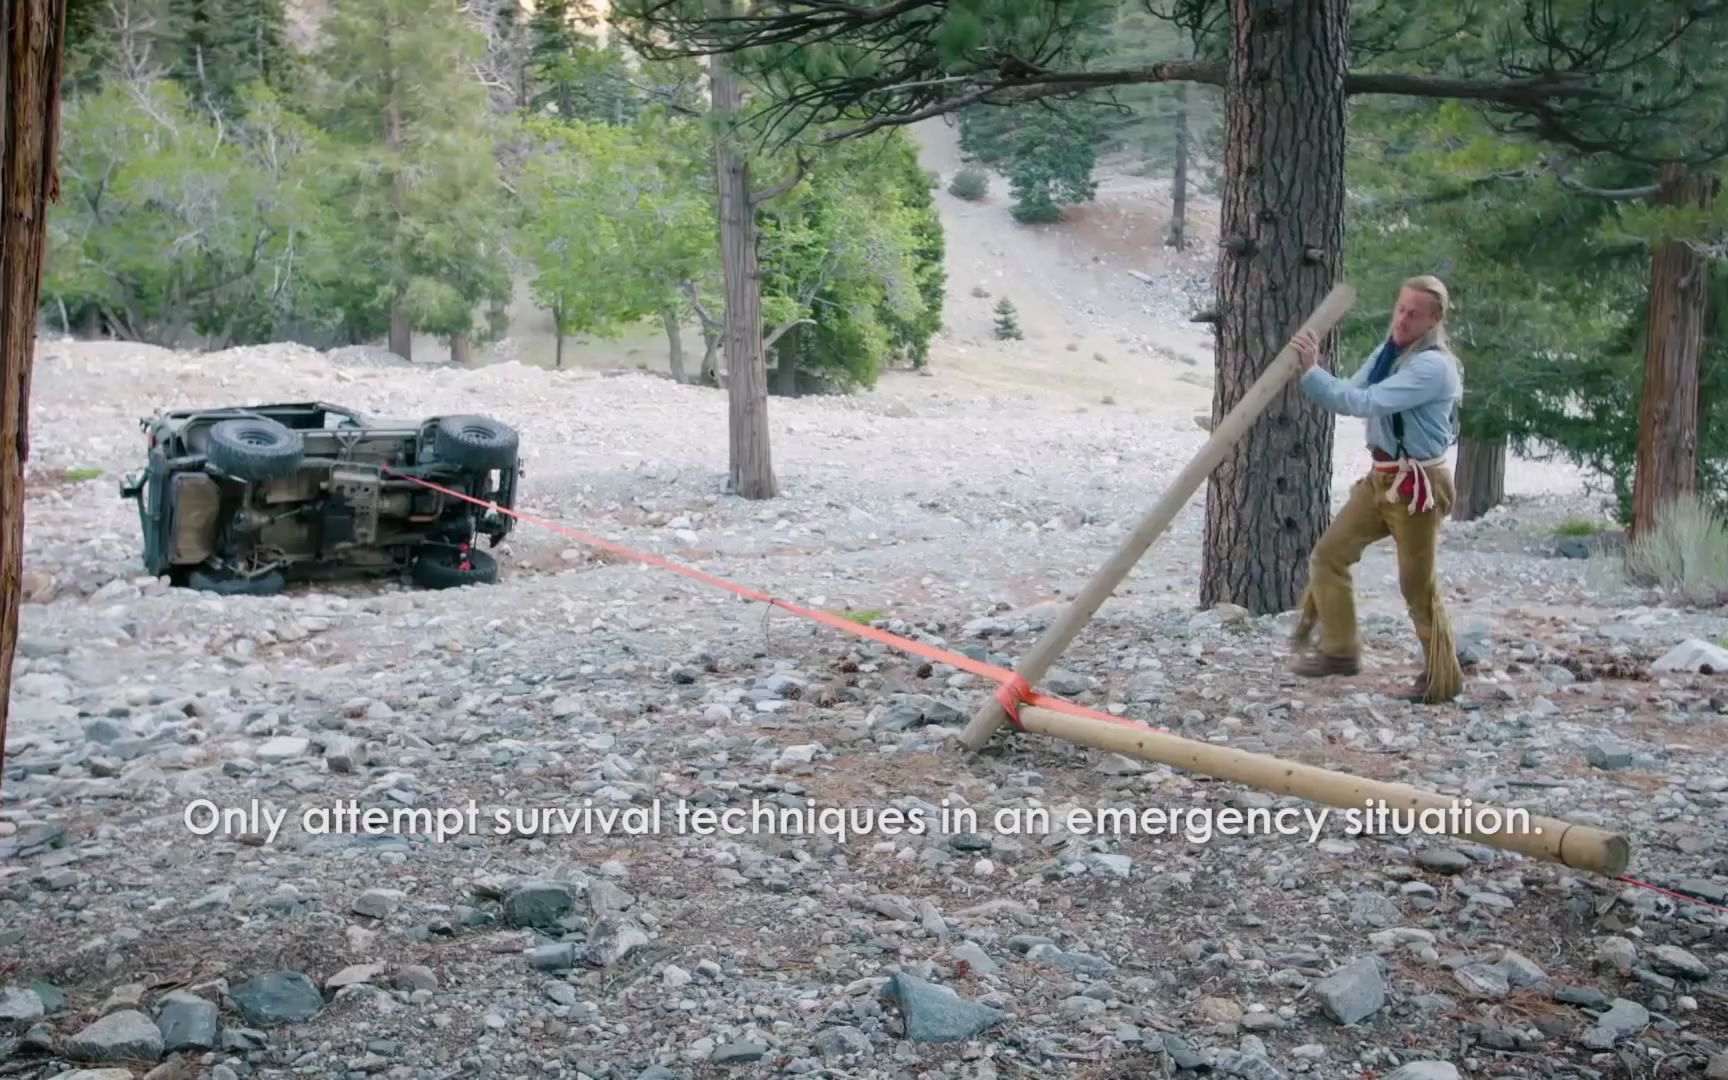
[904,116,1221,409]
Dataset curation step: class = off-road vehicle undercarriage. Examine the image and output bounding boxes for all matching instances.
[120,401,521,594]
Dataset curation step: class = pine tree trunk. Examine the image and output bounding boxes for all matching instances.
[450,333,473,367]
[1450,435,1505,522]
[389,295,412,361]
[709,42,776,499]
[1198,0,1348,615]
[384,36,411,363]
[662,305,686,383]
[1630,162,1717,541]
[1167,81,1188,250]
[2,0,71,809]
[553,303,564,369]
[701,337,719,385]
[775,334,798,396]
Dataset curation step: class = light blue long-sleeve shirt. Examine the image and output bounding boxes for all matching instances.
[1299,344,1462,460]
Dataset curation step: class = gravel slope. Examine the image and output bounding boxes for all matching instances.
[3,335,1727,1080]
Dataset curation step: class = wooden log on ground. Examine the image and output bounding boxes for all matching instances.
[1012,704,1631,876]
[957,282,1359,751]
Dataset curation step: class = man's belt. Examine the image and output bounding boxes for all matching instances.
[1370,450,1447,513]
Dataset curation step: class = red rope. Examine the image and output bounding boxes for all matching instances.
[1614,876,1728,915]
[381,466,1155,734]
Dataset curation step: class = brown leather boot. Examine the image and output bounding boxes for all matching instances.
[1291,653,1360,677]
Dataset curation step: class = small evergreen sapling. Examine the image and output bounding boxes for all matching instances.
[993,298,1023,340]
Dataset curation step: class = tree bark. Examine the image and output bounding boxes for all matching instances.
[450,333,473,367]
[1630,162,1716,541]
[681,280,722,385]
[384,20,411,363]
[662,304,686,383]
[2,0,70,809]
[1198,0,1348,615]
[1450,435,1505,522]
[388,297,412,360]
[709,40,776,498]
[1167,80,1188,250]
[553,302,565,369]
[701,337,720,385]
[775,332,798,396]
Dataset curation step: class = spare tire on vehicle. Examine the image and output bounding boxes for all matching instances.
[434,415,519,471]
[207,417,303,481]
[412,546,498,589]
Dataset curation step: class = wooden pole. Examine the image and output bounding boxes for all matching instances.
[2,0,71,810]
[1013,704,1631,876]
[958,282,1359,750]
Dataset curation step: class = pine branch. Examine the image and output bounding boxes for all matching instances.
[615,0,1728,162]
[1353,158,1661,213]
[1344,72,1606,105]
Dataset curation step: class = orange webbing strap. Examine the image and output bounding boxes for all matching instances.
[380,467,1157,736]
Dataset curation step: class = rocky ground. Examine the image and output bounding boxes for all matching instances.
[4,333,1728,1080]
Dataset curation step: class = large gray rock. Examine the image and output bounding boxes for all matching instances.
[1581,998,1649,1049]
[156,991,219,1051]
[886,972,1006,1042]
[1652,639,1728,674]
[229,971,323,1026]
[66,1009,164,1062]
[1646,944,1710,980]
[502,881,579,928]
[0,986,45,1022]
[1313,956,1386,1025]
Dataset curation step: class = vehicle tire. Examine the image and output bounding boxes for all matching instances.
[412,546,498,590]
[434,415,519,471]
[187,568,286,596]
[208,418,303,481]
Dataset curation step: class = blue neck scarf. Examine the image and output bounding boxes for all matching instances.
[1366,337,1400,385]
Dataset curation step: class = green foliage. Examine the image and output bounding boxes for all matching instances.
[304,0,514,347]
[527,2,645,124]
[1098,1,1224,193]
[41,78,343,346]
[958,100,1100,222]
[758,128,947,389]
[164,0,298,121]
[993,298,1022,340]
[873,130,947,369]
[1342,94,1728,526]
[512,113,714,339]
[948,166,989,200]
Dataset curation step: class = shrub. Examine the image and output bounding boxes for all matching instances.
[948,167,988,201]
[1623,491,1728,605]
[1009,196,1063,224]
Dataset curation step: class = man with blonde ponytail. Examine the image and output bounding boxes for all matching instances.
[1285,275,1466,704]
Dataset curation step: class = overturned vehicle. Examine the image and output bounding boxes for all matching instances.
[120,402,521,594]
